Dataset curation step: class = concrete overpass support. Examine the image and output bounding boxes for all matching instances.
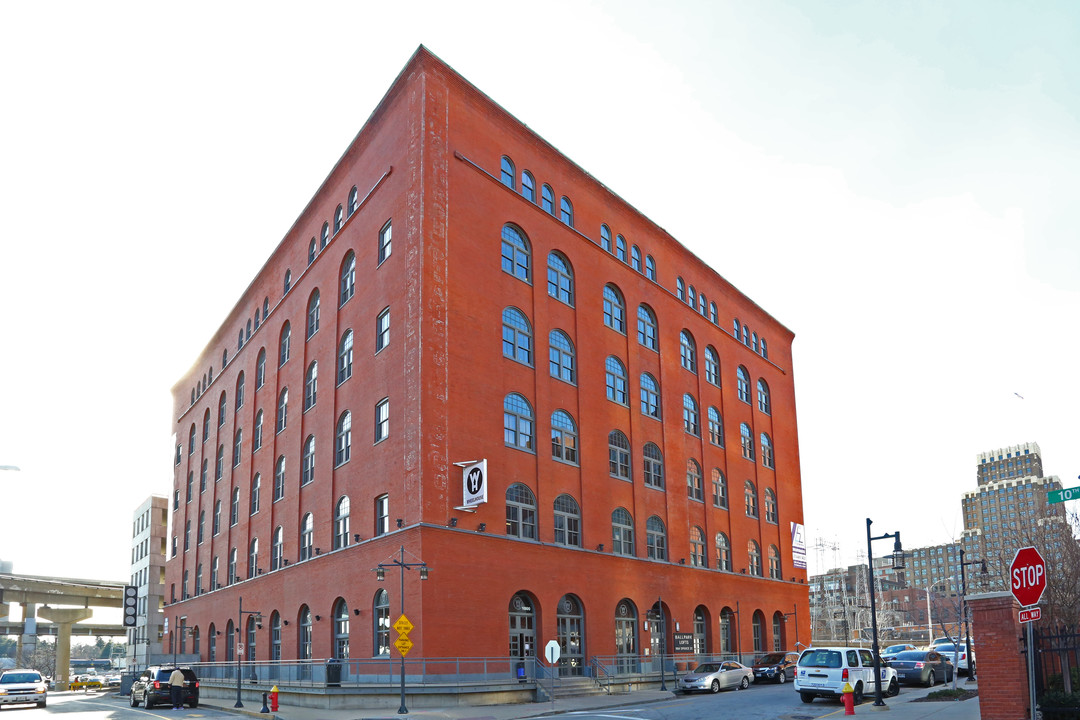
[16,603,36,664]
[38,607,92,691]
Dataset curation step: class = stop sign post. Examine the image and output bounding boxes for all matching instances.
[1010,546,1046,607]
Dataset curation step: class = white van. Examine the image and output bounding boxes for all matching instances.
[794,646,899,704]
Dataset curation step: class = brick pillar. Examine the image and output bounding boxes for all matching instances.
[969,591,1028,720]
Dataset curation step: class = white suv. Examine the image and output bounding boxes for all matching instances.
[794,646,898,704]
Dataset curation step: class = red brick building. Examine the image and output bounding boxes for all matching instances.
[165,46,808,673]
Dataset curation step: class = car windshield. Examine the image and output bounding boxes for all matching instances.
[756,653,785,664]
[884,645,909,653]
[894,651,927,660]
[799,650,842,668]
[693,664,721,673]
[1,673,42,684]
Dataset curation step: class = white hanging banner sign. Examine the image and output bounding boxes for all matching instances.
[463,460,488,507]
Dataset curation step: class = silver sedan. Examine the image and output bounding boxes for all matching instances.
[678,661,755,693]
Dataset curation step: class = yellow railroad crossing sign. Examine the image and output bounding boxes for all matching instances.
[393,614,414,635]
[395,636,414,656]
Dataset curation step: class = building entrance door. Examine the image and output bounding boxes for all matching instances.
[508,593,535,664]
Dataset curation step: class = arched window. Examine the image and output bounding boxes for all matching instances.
[348,186,359,216]
[248,537,259,579]
[690,527,706,567]
[740,423,754,460]
[202,409,211,442]
[249,475,260,515]
[279,322,291,366]
[192,626,201,655]
[337,329,354,384]
[503,393,534,452]
[683,394,700,436]
[379,220,392,264]
[744,480,758,517]
[298,606,313,659]
[541,184,555,214]
[215,444,224,480]
[677,277,685,301]
[708,407,723,446]
[553,494,581,547]
[271,526,283,570]
[764,487,778,523]
[274,455,286,501]
[550,410,578,464]
[336,411,352,466]
[612,508,634,556]
[505,483,537,539]
[548,330,576,383]
[502,307,533,365]
[307,237,317,265]
[306,290,320,339]
[214,499,222,534]
[320,221,330,248]
[772,611,784,651]
[602,285,626,332]
[209,622,217,661]
[283,269,292,294]
[646,517,667,560]
[637,305,658,350]
[333,598,350,659]
[226,619,235,661]
[521,170,535,202]
[752,610,765,652]
[231,487,240,525]
[228,548,237,585]
[709,302,718,323]
[300,513,314,561]
[640,373,660,419]
[687,285,696,308]
[712,469,728,508]
[197,511,205,544]
[256,348,266,388]
[334,204,345,235]
[645,255,656,280]
[752,332,759,352]
[276,387,288,433]
[704,346,720,385]
[334,496,351,549]
[546,252,574,305]
[270,612,281,661]
[556,595,585,675]
[340,252,356,306]
[500,225,531,281]
[769,545,782,579]
[301,435,315,485]
[559,197,573,226]
[500,156,515,188]
[374,590,390,656]
[757,379,771,414]
[188,424,196,455]
[615,235,627,262]
[605,356,628,404]
[716,533,732,571]
[643,442,663,488]
[218,392,227,426]
[253,411,264,452]
[761,433,774,469]
[749,541,763,577]
[761,338,769,359]
[736,367,751,403]
[600,224,612,252]
[304,361,318,410]
[686,459,703,501]
[631,245,641,271]
[608,430,630,481]
[679,331,697,372]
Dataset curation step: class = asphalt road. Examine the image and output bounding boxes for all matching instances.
[7,692,240,718]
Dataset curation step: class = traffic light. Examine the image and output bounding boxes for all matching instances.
[122,585,138,627]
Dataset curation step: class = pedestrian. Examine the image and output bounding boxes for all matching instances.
[168,668,185,709]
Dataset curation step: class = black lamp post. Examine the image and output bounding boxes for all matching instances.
[171,616,188,667]
[866,518,904,707]
[234,596,263,708]
[783,603,799,650]
[958,548,986,681]
[375,545,429,715]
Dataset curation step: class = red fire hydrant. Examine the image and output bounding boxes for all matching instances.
[841,682,855,715]
[270,685,279,712]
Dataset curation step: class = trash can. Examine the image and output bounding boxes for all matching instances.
[326,659,341,688]
[516,662,526,682]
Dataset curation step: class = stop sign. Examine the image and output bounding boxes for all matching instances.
[1010,546,1047,607]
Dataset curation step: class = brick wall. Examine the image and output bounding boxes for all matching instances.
[969,591,1027,720]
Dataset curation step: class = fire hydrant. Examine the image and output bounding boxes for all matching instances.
[270,685,279,712]
[841,682,855,715]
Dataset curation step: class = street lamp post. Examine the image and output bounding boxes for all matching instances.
[234,596,263,708]
[171,616,188,667]
[783,603,799,650]
[866,518,904,707]
[958,548,986,681]
[375,546,429,715]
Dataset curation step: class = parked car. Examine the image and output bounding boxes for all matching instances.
[888,650,954,686]
[794,646,899,704]
[678,661,755,693]
[881,644,917,664]
[934,643,975,674]
[129,666,199,709]
[752,652,799,683]
[0,669,48,708]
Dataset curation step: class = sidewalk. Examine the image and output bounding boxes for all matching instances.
[197,679,980,720]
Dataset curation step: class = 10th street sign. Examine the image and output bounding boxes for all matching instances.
[1010,546,1047,607]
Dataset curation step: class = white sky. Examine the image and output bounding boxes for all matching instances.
[1,1,1077,586]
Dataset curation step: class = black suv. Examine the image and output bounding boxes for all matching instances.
[129,667,199,709]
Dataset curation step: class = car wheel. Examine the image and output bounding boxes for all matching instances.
[144,693,154,710]
[778,671,786,684]
[189,701,199,709]
[710,679,720,693]
[888,678,899,697]
[37,699,46,708]
[129,691,140,707]
[739,676,749,690]
[852,682,864,705]
[800,692,815,703]
[926,671,936,688]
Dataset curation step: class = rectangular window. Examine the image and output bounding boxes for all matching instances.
[375,494,389,536]
[375,398,389,443]
[378,221,392,264]
[376,308,390,352]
